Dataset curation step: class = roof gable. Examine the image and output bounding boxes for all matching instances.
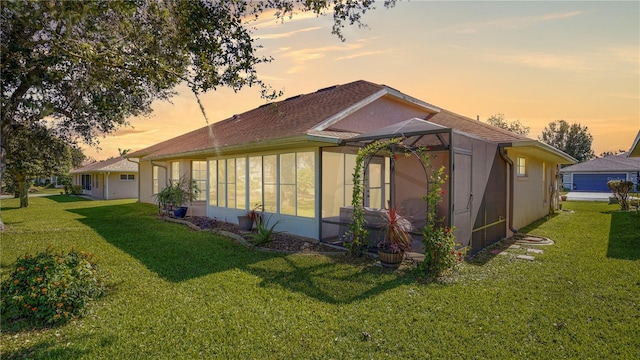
[560,152,640,172]
[71,157,138,174]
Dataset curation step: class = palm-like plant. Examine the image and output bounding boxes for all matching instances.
[378,206,412,253]
[246,216,282,246]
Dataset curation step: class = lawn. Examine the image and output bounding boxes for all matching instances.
[1,196,638,359]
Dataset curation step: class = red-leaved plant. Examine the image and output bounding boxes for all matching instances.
[378,206,412,253]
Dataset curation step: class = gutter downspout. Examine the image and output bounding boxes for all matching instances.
[105,172,110,200]
[151,160,168,188]
[499,146,518,235]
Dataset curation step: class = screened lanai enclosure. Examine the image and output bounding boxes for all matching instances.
[320,119,508,255]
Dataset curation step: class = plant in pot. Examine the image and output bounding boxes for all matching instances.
[238,203,263,231]
[377,206,413,268]
[154,175,199,218]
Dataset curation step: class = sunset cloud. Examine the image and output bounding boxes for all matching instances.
[437,11,584,33]
[482,51,590,71]
[258,26,322,40]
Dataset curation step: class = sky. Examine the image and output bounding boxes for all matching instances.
[83,0,640,161]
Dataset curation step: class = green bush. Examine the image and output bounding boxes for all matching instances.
[71,185,84,195]
[1,247,107,325]
[421,226,463,277]
[607,180,634,211]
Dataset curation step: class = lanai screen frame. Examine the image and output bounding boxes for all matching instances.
[319,120,456,246]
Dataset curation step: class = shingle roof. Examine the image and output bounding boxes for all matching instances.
[559,152,640,172]
[70,157,138,174]
[127,80,387,159]
[126,80,542,161]
[426,110,530,143]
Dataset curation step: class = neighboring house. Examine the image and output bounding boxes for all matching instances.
[127,80,575,254]
[70,157,139,200]
[559,152,640,192]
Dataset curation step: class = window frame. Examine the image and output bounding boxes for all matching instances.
[207,151,316,218]
[191,161,207,201]
[516,157,528,178]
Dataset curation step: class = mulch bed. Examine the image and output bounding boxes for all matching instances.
[184,216,345,253]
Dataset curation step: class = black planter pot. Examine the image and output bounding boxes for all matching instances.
[238,215,254,231]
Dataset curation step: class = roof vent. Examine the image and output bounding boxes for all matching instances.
[284,94,301,101]
[316,85,337,93]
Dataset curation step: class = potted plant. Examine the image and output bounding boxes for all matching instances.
[377,206,413,268]
[154,175,199,218]
[238,203,263,231]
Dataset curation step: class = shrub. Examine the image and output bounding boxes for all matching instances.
[247,216,282,246]
[419,158,463,278]
[71,185,84,195]
[607,180,634,211]
[421,226,463,276]
[1,247,108,326]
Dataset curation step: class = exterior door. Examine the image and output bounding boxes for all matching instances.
[453,151,472,248]
[365,159,385,209]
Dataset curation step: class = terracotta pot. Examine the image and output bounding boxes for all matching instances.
[378,249,404,268]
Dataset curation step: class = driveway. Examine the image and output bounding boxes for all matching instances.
[565,192,612,202]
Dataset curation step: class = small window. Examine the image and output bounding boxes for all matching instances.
[120,174,135,181]
[516,157,527,177]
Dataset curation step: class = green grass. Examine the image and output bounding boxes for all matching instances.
[1,197,638,359]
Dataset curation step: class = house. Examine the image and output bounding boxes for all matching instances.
[559,152,640,192]
[630,130,640,158]
[70,157,138,199]
[126,80,575,254]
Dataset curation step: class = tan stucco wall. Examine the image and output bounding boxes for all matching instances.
[138,160,168,205]
[330,97,433,134]
[105,172,137,199]
[507,148,554,230]
[394,152,450,228]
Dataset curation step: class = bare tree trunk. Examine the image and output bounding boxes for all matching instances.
[0,145,5,230]
[17,173,29,208]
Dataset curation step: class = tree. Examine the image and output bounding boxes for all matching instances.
[5,124,72,208]
[70,146,87,168]
[539,120,595,163]
[599,150,626,158]
[486,113,530,136]
[1,0,394,227]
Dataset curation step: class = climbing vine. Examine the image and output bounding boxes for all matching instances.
[346,138,402,256]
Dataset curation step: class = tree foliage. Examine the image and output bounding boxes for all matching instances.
[0,0,393,218]
[5,124,72,207]
[539,120,595,163]
[1,0,393,145]
[599,150,626,158]
[486,113,530,136]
